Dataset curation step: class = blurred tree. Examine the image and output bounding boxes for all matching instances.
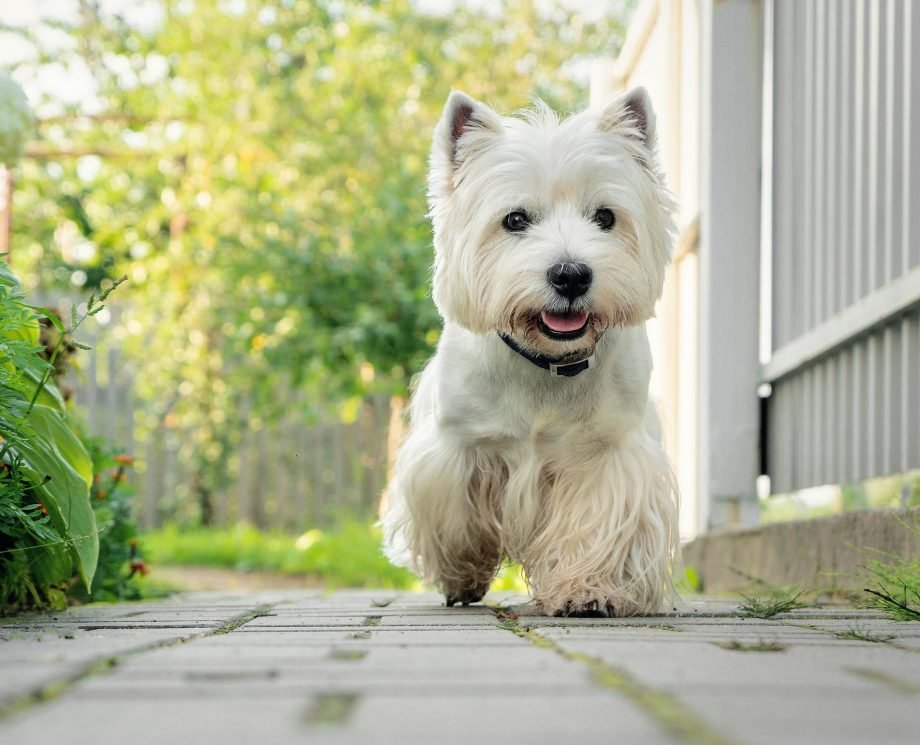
[6,0,630,522]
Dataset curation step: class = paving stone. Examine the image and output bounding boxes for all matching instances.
[340,691,681,743]
[1,591,917,744]
[545,627,920,745]
[0,695,309,745]
[198,627,525,646]
[679,690,915,745]
[0,627,211,700]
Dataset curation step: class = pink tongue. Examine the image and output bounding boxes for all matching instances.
[541,310,588,333]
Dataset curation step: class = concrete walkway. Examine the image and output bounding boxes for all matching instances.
[0,591,917,745]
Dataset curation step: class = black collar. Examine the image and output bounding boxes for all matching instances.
[497,332,595,377]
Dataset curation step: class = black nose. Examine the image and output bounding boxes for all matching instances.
[547,262,592,299]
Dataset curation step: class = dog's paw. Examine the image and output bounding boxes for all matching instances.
[444,584,489,608]
[552,599,612,618]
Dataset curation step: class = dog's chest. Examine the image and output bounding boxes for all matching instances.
[434,324,649,449]
[439,371,624,451]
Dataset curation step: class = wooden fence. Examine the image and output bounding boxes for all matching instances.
[64,307,396,531]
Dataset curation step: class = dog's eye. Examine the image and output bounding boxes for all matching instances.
[593,208,615,231]
[502,211,530,232]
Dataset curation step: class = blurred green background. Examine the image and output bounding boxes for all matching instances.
[1,0,634,603]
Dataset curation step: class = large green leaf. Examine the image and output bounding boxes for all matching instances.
[27,404,93,488]
[14,405,98,589]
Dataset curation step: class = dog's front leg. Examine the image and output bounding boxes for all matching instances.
[383,419,504,606]
[520,432,678,617]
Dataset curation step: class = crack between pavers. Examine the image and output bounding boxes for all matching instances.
[488,608,743,745]
[781,620,920,654]
[844,667,920,696]
[0,603,275,723]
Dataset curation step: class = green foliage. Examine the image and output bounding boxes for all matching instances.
[761,471,920,524]
[1,263,135,612]
[11,404,98,588]
[862,511,920,622]
[6,0,630,520]
[0,456,70,611]
[675,565,701,594]
[145,523,531,593]
[70,436,145,603]
[1,262,96,610]
[144,521,418,589]
[491,559,529,593]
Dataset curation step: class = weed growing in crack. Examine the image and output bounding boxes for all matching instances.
[714,639,786,652]
[738,586,808,619]
[861,511,920,622]
[835,625,894,644]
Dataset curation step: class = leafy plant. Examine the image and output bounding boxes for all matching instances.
[69,436,146,603]
[1,262,127,612]
[0,456,71,610]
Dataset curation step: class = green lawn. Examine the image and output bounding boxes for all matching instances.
[142,520,529,593]
[142,521,418,589]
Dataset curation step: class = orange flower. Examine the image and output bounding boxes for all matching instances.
[130,559,149,577]
[114,454,134,466]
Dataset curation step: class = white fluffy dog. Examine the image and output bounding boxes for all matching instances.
[382,87,678,617]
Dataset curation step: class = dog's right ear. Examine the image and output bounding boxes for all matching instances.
[430,90,504,193]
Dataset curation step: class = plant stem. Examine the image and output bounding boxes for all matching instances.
[24,332,67,418]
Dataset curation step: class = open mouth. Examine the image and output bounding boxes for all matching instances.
[538,310,590,340]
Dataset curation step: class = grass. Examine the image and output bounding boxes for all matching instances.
[142,521,418,589]
[305,693,360,726]
[491,559,530,593]
[861,511,920,622]
[145,522,532,594]
[835,625,893,644]
[713,639,786,652]
[738,586,808,619]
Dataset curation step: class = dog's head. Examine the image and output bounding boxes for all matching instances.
[427,88,675,358]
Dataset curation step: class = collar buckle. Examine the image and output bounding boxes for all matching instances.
[549,355,594,376]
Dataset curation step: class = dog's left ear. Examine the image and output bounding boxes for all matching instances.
[430,90,504,192]
[597,86,657,149]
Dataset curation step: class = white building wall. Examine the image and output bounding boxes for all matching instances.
[593,0,761,539]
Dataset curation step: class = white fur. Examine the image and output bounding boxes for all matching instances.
[382,88,679,616]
